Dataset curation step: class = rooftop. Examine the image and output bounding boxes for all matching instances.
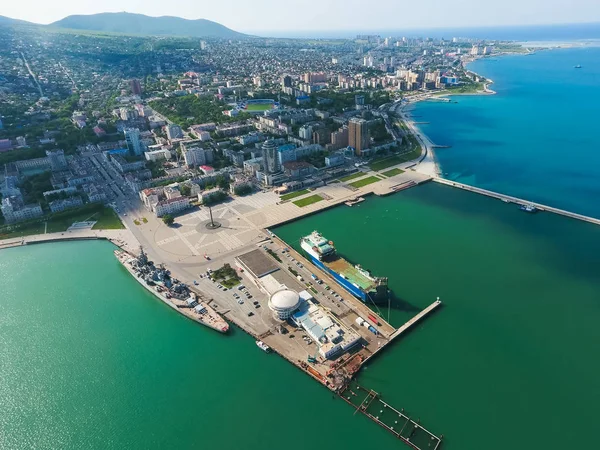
[236,249,279,279]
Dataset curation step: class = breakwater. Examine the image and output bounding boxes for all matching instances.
[434,178,600,226]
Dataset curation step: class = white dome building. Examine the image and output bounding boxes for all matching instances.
[268,289,301,320]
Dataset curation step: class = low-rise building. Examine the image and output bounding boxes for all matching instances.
[292,295,361,359]
[83,184,107,203]
[110,155,146,173]
[198,187,225,204]
[154,197,190,217]
[49,196,84,213]
[144,149,171,162]
[1,197,43,224]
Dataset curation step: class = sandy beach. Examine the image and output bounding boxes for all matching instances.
[396,68,498,178]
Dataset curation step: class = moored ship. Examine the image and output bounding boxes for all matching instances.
[300,231,388,304]
[114,248,229,333]
[256,340,271,352]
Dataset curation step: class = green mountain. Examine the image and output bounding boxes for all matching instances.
[0,15,32,26]
[49,12,248,39]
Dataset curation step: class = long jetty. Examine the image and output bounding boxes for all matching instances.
[434,178,600,226]
[363,300,442,364]
[340,381,443,450]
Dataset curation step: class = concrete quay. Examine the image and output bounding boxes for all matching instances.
[0,227,140,254]
[434,177,600,226]
[1,167,437,392]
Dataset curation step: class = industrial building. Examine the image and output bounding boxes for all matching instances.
[235,248,362,360]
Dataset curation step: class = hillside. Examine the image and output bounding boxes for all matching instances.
[50,12,248,39]
[0,15,33,26]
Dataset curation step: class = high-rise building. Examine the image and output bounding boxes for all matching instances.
[130,79,142,96]
[299,125,313,140]
[46,150,67,171]
[330,126,349,150]
[166,124,184,141]
[124,128,143,156]
[355,95,365,110]
[281,75,292,89]
[183,147,208,167]
[303,72,326,84]
[262,139,280,174]
[348,118,369,156]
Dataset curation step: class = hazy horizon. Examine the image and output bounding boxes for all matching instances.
[2,0,600,34]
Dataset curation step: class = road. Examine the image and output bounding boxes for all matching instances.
[20,51,44,98]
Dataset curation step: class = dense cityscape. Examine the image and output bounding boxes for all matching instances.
[3,6,600,450]
[0,22,516,230]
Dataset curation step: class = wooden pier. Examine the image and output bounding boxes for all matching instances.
[340,381,443,450]
[434,177,600,226]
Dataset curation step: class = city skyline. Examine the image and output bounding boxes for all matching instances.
[2,1,600,34]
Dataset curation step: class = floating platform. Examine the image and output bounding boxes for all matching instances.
[340,381,443,449]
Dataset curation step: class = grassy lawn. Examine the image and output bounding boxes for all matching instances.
[46,206,123,233]
[370,145,422,171]
[381,168,404,177]
[221,278,240,289]
[293,194,324,207]
[339,172,365,182]
[349,176,381,189]
[0,205,123,241]
[370,155,406,171]
[245,103,273,111]
[280,189,310,201]
[0,222,46,241]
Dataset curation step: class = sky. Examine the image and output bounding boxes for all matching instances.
[2,0,600,34]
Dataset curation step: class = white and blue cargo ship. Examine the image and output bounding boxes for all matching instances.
[300,231,389,304]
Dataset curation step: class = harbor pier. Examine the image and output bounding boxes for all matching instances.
[340,381,443,450]
[434,177,600,226]
[363,299,442,365]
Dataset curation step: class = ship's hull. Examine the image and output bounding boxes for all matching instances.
[304,252,388,304]
[114,250,228,333]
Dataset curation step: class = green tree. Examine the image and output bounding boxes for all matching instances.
[162,214,175,226]
[180,184,191,197]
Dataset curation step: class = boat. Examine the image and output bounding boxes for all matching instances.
[256,340,271,352]
[574,65,582,69]
[300,231,389,304]
[114,248,229,333]
[519,204,538,213]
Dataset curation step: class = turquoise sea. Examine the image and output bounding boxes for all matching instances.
[3,183,600,450]
[413,46,600,218]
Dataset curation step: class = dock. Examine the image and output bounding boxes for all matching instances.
[434,178,600,226]
[363,300,442,364]
[340,381,443,450]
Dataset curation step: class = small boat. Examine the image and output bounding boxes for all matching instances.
[256,340,271,352]
[519,204,538,213]
[574,65,582,69]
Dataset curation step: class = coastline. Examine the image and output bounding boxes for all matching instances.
[404,57,500,178]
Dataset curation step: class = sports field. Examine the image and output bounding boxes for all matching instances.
[245,103,273,111]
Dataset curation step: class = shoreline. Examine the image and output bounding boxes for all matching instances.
[403,56,500,178]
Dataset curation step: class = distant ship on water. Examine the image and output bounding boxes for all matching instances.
[574,65,582,69]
